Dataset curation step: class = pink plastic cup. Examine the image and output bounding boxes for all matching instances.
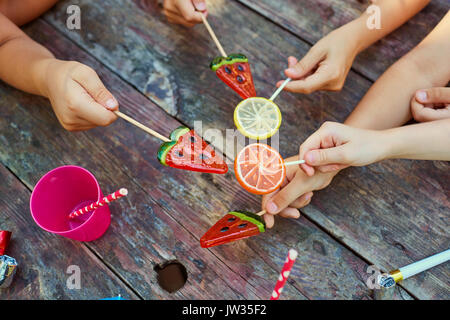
[30,165,111,241]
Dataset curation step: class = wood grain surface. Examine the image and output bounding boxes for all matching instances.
[0,0,447,299]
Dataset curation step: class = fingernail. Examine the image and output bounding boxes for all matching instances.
[416,90,427,102]
[106,99,118,110]
[267,202,277,214]
[286,68,295,74]
[305,192,312,200]
[195,2,206,10]
[306,151,316,164]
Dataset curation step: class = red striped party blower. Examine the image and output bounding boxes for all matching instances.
[270,249,298,300]
[69,188,128,219]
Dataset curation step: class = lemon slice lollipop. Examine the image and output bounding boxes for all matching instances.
[234,97,282,140]
[233,78,291,140]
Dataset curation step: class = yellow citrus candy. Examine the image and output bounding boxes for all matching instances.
[234,97,282,140]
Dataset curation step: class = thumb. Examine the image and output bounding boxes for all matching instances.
[73,67,119,111]
[304,145,348,166]
[192,0,206,11]
[416,88,450,104]
[265,176,306,215]
[285,48,324,79]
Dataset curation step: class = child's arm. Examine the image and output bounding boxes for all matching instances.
[0,0,58,26]
[0,12,53,96]
[162,0,207,27]
[297,120,450,175]
[280,0,431,94]
[261,11,450,226]
[346,11,450,129]
[0,13,118,131]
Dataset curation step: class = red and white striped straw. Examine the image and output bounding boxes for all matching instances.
[270,249,298,300]
[69,188,128,219]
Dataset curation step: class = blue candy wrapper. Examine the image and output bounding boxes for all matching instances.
[0,255,17,288]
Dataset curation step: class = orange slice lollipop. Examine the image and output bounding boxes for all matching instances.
[234,143,286,195]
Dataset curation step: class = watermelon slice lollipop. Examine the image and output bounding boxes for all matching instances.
[158,126,228,174]
[210,53,257,99]
[200,211,265,248]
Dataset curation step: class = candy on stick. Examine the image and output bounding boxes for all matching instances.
[114,111,228,174]
[210,54,257,99]
[200,144,306,247]
[200,12,257,99]
[233,79,291,139]
[158,126,228,174]
[200,210,266,248]
[235,143,285,195]
[0,230,17,289]
[270,249,298,300]
[234,143,305,195]
[69,188,128,219]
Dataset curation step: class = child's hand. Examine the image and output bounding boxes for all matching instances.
[162,0,207,27]
[261,157,337,228]
[277,26,359,94]
[42,59,118,131]
[411,88,450,122]
[298,122,386,176]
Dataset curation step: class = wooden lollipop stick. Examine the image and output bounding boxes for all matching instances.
[114,111,170,142]
[200,13,227,57]
[269,78,291,101]
[256,210,266,216]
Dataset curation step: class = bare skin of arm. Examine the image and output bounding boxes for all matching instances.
[0,12,53,96]
[281,0,431,93]
[0,12,118,130]
[345,11,450,129]
[296,119,450,177]
[262,11,450,227]
[0,0,59,26]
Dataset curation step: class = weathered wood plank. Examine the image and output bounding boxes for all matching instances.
[0,19,400,299]
[237,0,449,81]
[42,0,449,299]
[0,85,263,300]
[0,164,140,300]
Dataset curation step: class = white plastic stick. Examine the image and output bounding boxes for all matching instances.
[284,159,305,166]
[399,249,450,279]
[269,78,291,101]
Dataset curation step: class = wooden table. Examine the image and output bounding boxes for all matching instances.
[0,0,448,300]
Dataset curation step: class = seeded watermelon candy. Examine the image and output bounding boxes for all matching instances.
[169,126,190,141]
[200,211,265,248]
[157,126,228,174]
[210,53,257,99]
